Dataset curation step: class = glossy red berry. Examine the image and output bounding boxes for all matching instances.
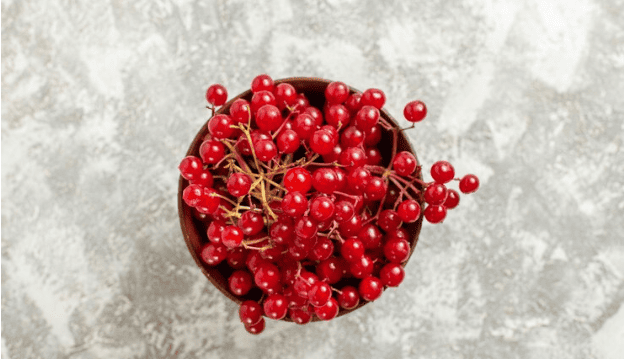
[363,124,382,147]
[227,247,249,269]
[308,281,332,307]
[392,151,418,177]
[277,129,300,154]
[239,300,263,326]
[293,271,319,298]
[365,147,382,166]
[424,204,447,223]
[380,263,405,287]
[254,262,282,293]
[221,225,244,248]
[354,105,380,131]
[325,81,350,104]
[289,308,313,325]
[251,74,274,93]
[397,199,421,222]
[340,237,365,262]
[179,156,204,181]
[244,318,265,334]
[349,255,374,279]
[424,183,448,205]
[444,189,460,209]
[230,98,251,124]
[334,201,355,223]
[312,167,338,194]
[293,113,316,141]
[363,176,388,201]
[305,106,323,126]
[338,286,360,309]
[310,196,335,222]
[404,100,427,122]
[338,147,367,171]
[281,191,308,217]
[238,211,265,236]
[251,90,276,114]
[430,161,455,184]
[190,170,214,188]
[344,92,363,114]
[377,209,401,232]
[206,84,228,106]
[308,236,334,261]
[310,129,337,155]
[360,88,386,109]
[294,216,318,239]
[284,167,312,193]
[208,114,235,139]
[346,167,371,194]
[227,173,252,197]
[357,224,384,249]
[207,220,226,244]
[325,104,350,129]
[358,276,383,301]
[182,184,204,207]
[340,126,365,148]
[263,294,288,320]
[314,298,339,321]
[229,270,253,296]
[199,139,225,164]
[274,83,297,109]
[459,174,480,194]
[255,104,283,132]
[254,139,278,162]
[200,242,228,266]
[270,218,294,245]
[383,238,411,263]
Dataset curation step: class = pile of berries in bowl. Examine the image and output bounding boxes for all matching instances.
[178,75,480,334]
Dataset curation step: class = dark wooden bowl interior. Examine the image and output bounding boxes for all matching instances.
[178,77,424,322]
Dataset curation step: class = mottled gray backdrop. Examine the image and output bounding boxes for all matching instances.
[2,0,623,358]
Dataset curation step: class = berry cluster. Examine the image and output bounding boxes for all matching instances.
[179,75,479,334]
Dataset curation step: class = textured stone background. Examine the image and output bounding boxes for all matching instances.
[2,0,623,358]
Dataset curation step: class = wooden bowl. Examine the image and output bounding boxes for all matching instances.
[178,77,424,321]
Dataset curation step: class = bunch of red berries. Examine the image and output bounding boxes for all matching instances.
[179,75,479,334]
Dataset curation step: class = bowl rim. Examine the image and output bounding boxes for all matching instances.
[178,77,425,322]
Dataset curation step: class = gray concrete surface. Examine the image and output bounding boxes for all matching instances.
[2,0,623,358]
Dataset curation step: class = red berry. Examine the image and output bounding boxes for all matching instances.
[363,124,382,147]
[221,225,244,248]
[312,167,338,194]
[314,298,339,321]
[239,300,263,325]
[363,176,388,201]
[251,74,274,93]
[310,196,335,222]
[255,104,283,132]
[333,168,347,192]
[182,184,204,207]
[179,156,204,180]
[339,214,363,238]
[383,238,410,263]
[308,236,334,261]
[404,100,427,122]
[269,218,294,245]
[208,114,235,139]
[334,200,355,223]
[430,161,455,184]
[358,276,383,301]
[200,242,227,266]
[377,209,401,232]
[325,104,350,129]
[365,147,382,166]
[277,129,300,154]
[308,281,332,307]
[340,237,365,262]
[340,126,365,148]
[199,139,225,164]
[314,259,343,285]
[346,167,371,194]
[293,113,316,141]
[354,105,380,131]
[380,263,405,287]
[284,167,312,193]
[254,262,282,294]
[197,188,221,213]
[229,98,251,124]
[361,88,386,109]
[253,139,278,162]
[274,83,297,109]
[281,191,308,217]
[190,169,214,188]
[207,220,226,244]
[349,255,374,278]
[357,224,384,249]
[246,251,267,273]
[424,204,447,223]
[227,247,248,269]
[325,81,350,104]
[293,271,319,298]
[310,129,337,155]
[397,199,421,222]
[263,294,288,320]
[227,173,252,197]
[444,189,460,209]
[392,151,418,177]
[251,90,276,114]
[289,308,313,325]
[338,147,367,171]
[244,317,265,334]
[344,92,363,114]
[424,183,448,205]
[338,286,360,309]
[206,84,228,106]
[293,93,310,110]
[229,270,253,296]
[459,174,480,194]
[294,216,318,239]
[238,211,265,236]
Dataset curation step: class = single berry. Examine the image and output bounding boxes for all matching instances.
[255,104,283,132]
[254,262,282,294]
[349,255,374,278]
[263,294,288,320]
[310,196,335,222]
[221,225,244,248]
[344,92,363,114]
[238,211,265,236]
[334,200,355,223]
[229,270,253,296]
[199,139,226,164]
[308,236,334,261]
[239,300,263,325]
[310,129,337,155]
[380,263,405,287]
[424,204,447,223]
[251,74,274,93]
[305,106,323,126]
[338,286,360,309]
[346,167,371,194]
[294,216,318,239]
[289,308,313,325]
[244,318,265,334]
[274,83,297,109]
[338,214,363,238]
[254,139,278,162]
[397,199,421,223]
[293,271,319,298]
[340,237,365,262]
[277,129,300,154]
[365,147,382,166]
[459,174,480,194]
[338,147,367,171]
[314,298,339,321]
[251,90,277,114]
[207,220,226,244]
[377,209,401,232]
[281,191,308,217]
[340,126,365,148]
[230,98,251,124]
[424,183,448,205]
[269,218,295,245]
[227,173,252,197]
[357,224,384,249]
[200,242,227,266]
[358,276,383,301]
[404,100,427,122]
[325,81,350,104]
[308,281,332,307]
[325,104,350,129]
[293,113,316,141]
[316,257,345,284]
[284,167,312,193]
[363,124,382,147]
[179,156,204,181]
[208,114,235,139]
[363,176,388,201]
[444,189,460,209]
[227,247,249,269]
[190,169,214,188]
[354,106,380,131]
[182,184,204,207]
[360,88,386,109]
[312,167,338,194]
[206,84,228,106]
[392,151,418,177]
[430,161,455,184]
